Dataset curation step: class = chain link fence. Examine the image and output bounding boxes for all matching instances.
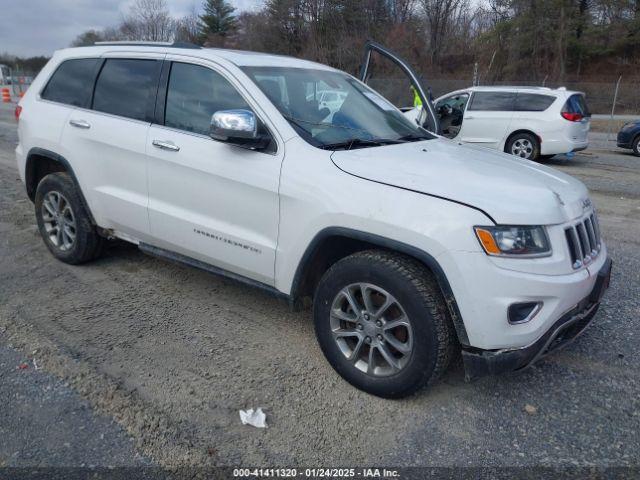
[0,66,35,98]
[369,75,640,116]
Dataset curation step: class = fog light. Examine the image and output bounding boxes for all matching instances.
[508,302,542,324]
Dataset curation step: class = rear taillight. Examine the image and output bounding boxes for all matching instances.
[561,111,583,122]
[14,105,22,122]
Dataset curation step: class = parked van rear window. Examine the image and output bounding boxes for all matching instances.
[468,92,516,111]
[514,93,556,111]
[92,59,161,122]
[41,58,99,107]
[563,94,590,117]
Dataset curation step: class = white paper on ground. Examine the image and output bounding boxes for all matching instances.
[239,407,267,428]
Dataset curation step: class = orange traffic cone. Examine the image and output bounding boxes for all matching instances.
[1,88,11,103]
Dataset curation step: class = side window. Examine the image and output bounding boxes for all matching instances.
[514,94,556,112]
[468,92,516,111]
[436,93,469,113]
[41,58,99,107]
[164,62,250,135]
[92,59,161,121]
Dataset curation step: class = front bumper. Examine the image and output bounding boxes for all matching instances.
[461,257,612,380]
[617,130,635,148]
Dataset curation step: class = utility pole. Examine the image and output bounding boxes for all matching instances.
[607,76,622,143]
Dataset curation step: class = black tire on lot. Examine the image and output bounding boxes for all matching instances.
[35,172,105,264]
[505,132,540,161]
[633,136,640,157]
[313,250,456,398]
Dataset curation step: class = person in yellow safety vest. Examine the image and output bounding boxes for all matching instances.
[410,85,422,108]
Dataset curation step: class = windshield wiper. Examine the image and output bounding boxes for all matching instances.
[280,115,414,150]
[397,132,433,142]
[282,114,376,136]
[319,138,405,150]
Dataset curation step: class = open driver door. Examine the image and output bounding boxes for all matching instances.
[359,41,439,135]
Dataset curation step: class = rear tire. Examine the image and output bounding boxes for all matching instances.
[505,132,540,161]
[633,136,640,157]
[313,250,455,398]
[35,172,104,264]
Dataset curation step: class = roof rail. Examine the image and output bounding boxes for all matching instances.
[93,41,202,49]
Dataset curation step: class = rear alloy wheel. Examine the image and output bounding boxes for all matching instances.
[506,133,540,161]
[313,250,455,398]
[41,191,77,252]
[35,172,105,264]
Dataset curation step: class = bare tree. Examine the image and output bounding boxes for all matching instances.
[70,30,104,47]
[175,4,202,44]
[120,0,176,42]
[420,0,466,66]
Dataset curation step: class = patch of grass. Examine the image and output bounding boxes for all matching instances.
[590,118,628,133]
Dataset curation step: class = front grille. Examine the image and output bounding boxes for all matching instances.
[565,212,602,269]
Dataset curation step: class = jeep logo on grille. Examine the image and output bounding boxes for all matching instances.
[582,198,592,210]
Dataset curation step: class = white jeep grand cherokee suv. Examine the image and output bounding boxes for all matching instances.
[15,42,611,398]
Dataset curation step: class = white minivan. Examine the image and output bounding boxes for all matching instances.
[15,41,610,398]
[405,86,591,162]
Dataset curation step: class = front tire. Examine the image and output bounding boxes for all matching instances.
[313,250,455,398]
[506,133,540,161]
[35,172,104,264]
[633,136,640,157]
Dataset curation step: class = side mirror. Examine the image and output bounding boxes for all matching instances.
[210,109,257,141]
[209,109,272,151]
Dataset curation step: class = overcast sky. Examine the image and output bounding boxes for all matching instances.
[0,0,261,57]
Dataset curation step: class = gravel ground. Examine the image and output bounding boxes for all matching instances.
[0,341,148,467]
[0,100,639,468]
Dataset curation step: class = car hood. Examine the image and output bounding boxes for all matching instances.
[331,139,590,225]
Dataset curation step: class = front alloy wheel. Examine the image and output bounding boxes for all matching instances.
[330,283,413,377]
[313,250,455,398]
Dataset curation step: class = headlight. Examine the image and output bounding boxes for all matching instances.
[474,225,551,257]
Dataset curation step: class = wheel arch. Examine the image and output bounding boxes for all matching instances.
[504,129,541,153]
[289,227,470,346]
[25,147,96,225]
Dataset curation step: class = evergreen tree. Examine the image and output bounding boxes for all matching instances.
[199,0,238,40]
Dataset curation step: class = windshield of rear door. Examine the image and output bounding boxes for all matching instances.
[241,66,434,150]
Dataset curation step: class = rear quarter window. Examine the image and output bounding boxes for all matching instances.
[514,93,556,112]
[92,59,161,122]
[41,58,99,107]
[468,92,516,111]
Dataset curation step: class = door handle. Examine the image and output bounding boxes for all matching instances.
[69,119,91,129]
[152,140,180,152]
